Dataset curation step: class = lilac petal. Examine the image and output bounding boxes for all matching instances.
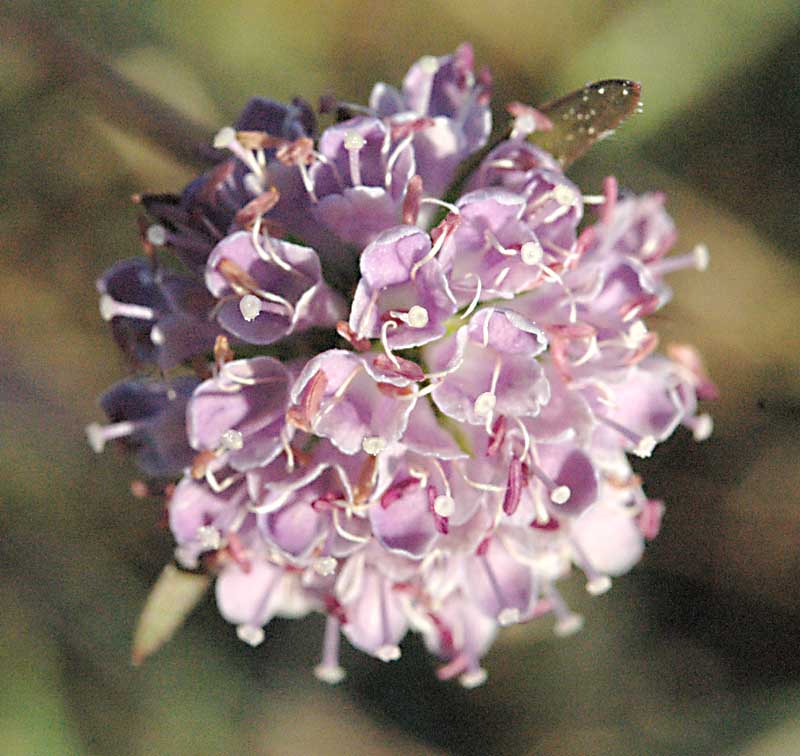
[206,230,330,345]
[187,357,289,471]
[440,189,542,301]
[349,225,457,348]
[466,138,561,194]
[340,568,408,659]
[369,480,439,558]
[428,308,549,424]
[97,376,197,477]
[465,537,535,622]
[399,399,468,460]
[314,187,400,248]
[536,443,598,516]
[262,496,328,558]
[369,82,405,116]
[571,503,644,576]
[291,350,417,455]
[215,559,286,626]
[524,364,595,443]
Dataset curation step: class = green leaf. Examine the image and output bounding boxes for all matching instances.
[132,564,210,666]
[530,80,642,167]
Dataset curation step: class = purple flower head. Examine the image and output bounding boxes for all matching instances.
[90,47,715,686]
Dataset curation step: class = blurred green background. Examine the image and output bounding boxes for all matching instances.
[2,2,799,754]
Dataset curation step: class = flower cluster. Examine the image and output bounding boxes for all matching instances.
[88,44,715,686]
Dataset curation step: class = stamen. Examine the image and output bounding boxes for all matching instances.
[459,273,483,319]
[314,615,346,684]
[637,498,665,540]
[502,457,524,516]
[402,175,423,225]
[527,459,571,504]
[480,554,518,626]
[548,585,585,637]
[571,539,612,595]
[213,127,263,177]
[375,579,401,662]
[389,305,429,329]
[412,211,460,280]
[236,623,265,647]
[597,415,656,458]
[343,130,366,186]
[599,175,618,223]
[651,243,710,275]
[99,295,156,322]
[251,216,292,272]
[384,133,414,189]
[380,319,400,368]
[85,420,144,453]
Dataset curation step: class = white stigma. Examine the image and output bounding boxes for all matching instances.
[213,126,237,149]
[98,294,116,322]
[550,485,571,505]
[85,422,107,453]
[473,392,497,417]
[520,240,543,266]
[627,320,648,344]
[586,575,612,596]
[497,607,520,627]
[406,305,429,329]
[459,668,488,689]
[419,55,439,74]
[554,184,577,206]
[196,525,222,550]
[433,494,455,518]
[692,413,714,442]
[554,612,585,637]
[236,623,265,647]
[514,113,537,135]
[239,294,262,322]
[313,556,338,577]
[343,130,366,151]
[146,224,167,246]
[375,644,401,662]
[633,435,657,458]
[150,325,165,345]
[314,663,346,685]
[693,243,710,271]
[221,429,244,451]
[362,436,386,456]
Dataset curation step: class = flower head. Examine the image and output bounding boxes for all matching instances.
[89,47,715,686]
